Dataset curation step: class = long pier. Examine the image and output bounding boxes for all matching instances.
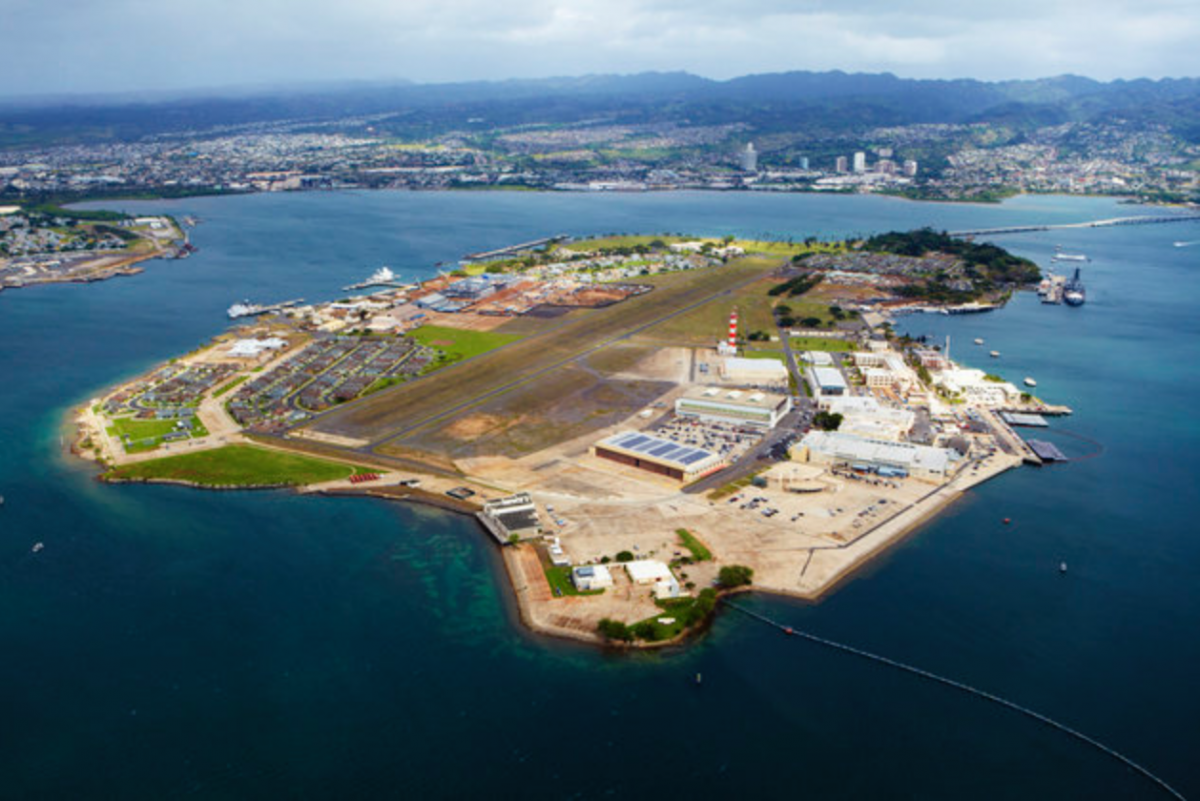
[951,213,1200,238]
[722,600,1187,800]
[462,234,569,263]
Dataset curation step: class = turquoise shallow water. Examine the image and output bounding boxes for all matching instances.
[1,191,1198,798]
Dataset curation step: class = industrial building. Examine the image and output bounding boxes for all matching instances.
[720,356,789,387]
[477,493,542,543]
[675,386,792,430]
[807,365,848,396]
[624,560,682,599]
[818,396,916,442]
[591,431,725,482]
[933,367,1022,406]
[572,564,614,591]
[792,430,959,480]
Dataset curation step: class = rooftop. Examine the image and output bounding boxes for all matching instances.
[596,430,721,470]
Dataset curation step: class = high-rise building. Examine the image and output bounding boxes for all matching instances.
[835,156,848,173]
[852,151,867,173]
[877,159,897,175]
[799,156,810,170]
[739,143,758,172]
[903,159,919,177]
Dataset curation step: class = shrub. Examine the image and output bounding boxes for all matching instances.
[718,565,754,588]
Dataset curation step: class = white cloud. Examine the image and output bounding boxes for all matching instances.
[1,0,1197,95]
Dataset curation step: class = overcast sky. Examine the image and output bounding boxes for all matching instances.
[3,0,1198,97]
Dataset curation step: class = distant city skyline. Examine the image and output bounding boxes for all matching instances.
[3,0,1199,98]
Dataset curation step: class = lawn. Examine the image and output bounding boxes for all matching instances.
[212,375,248,397]
[108,415,209,454]
[675,529,712,562]
[564,234,686,252]
[740,349,786,361]
[105,445,365,487]
[409,325,523,369]
[544,564,604,597]
[789,335,853,352]
[634,268,782,346]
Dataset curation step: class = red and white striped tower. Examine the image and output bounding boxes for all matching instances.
[728,309,739,349]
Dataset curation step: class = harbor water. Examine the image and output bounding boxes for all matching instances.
[1,191,1197,798]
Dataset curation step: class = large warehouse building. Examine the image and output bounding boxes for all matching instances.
[720,356,789,387]
[792,430,960,480]
[591,431,725,482]
[675,386,792,430]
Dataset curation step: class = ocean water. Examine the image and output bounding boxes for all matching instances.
[1,191,1197,798]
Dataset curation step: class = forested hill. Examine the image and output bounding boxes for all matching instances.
[2,70,1200,149]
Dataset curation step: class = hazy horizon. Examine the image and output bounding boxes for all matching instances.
[4,0,1198,98]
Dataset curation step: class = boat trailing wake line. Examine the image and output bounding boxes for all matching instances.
[721,600,1188,801]
[1052,429,1106,462]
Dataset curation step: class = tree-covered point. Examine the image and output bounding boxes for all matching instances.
[862,228,1040,285]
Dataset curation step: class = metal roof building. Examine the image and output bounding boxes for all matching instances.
[675,386,792,430]
[808,365,848,396]
[591,431,725,482]
[793,430,959,480]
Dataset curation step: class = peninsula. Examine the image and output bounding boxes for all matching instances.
[74,231,1068,647]
[0,205,191,293]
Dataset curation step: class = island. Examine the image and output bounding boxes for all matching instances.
[73,230,1070,647]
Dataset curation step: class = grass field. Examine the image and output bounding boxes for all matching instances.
[544,564,604,597]
[740,350,786,362]
[409,325,524,368]
[676,529,712,562]
[789,335,853,352]
[107,415,210,454]
[105,445,364,486]
[632,268,781,346]
[310,255,784,445]
[212,375,248,398]
[563,234,686,252]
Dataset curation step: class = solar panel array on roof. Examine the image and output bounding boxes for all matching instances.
[601,431,716,468]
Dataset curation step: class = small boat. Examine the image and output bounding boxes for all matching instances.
[782,626,795,636]
[1059,562,1068,574]
[989,350,1000,358]
[974,338,984,345]
[1024,377,1037,387]
[695,673,703,685]
[32,542,44,553]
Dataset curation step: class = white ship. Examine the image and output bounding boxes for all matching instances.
[1024,377,1037,387]
[227,301,261,319]
[974,338,984,345]
[369,266,395,283]
[989,350,1000,358]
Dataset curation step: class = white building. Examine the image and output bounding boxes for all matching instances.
[853,151,867,173]
[720,356,789,388]
[818,396,915,442]
[572,564,614,591]
[676,386,792,430]
[807,365,848,396]
[933,367,1021,407]
[802,351,835,367]
[793,430,959,480]
[739,143,758,172]
[624,560,682,599]
[227,337,287,359]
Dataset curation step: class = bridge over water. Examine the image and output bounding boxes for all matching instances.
[951,213,1200,238]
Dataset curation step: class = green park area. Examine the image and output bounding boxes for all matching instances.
[105,445,368,487]
[789,335,853,352]
[107,415,209,454]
